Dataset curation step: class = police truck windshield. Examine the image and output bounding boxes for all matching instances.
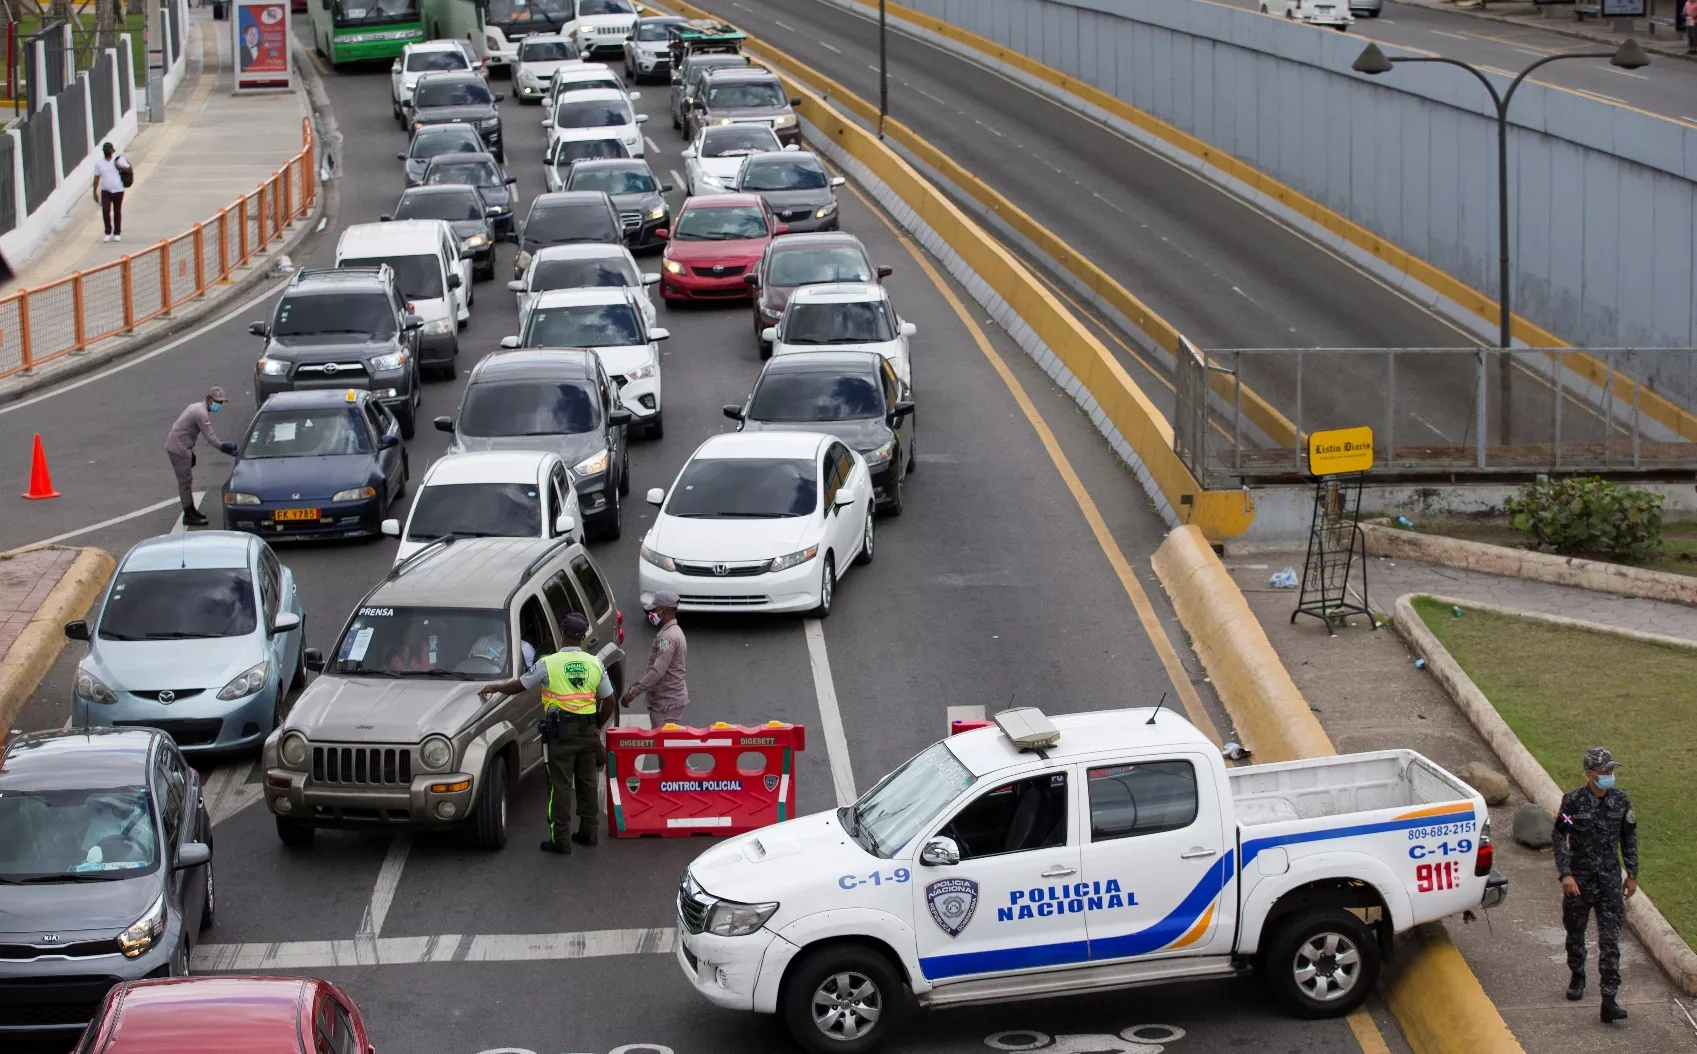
[847,740,977,857]
[333,608,510,678]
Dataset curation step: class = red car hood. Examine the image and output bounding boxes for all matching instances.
[665,237,770,267]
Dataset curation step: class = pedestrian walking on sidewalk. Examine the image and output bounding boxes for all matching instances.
[1685,0,1697,54]
[164,387,239,526]
[621,591,689,728]
[91,142,132,243]
[1554,746,1639,1023]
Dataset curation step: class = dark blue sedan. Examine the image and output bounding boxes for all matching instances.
[221,389,409,540]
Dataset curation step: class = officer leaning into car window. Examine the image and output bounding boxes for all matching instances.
[164,386,239,526]
[1554,746,1638,1022]
[478,613,612,855]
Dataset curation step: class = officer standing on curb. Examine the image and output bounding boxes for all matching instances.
[621,591,688,727]
[1554,746,1638,1022]
[164,387,239,526]
[478,613,613,855]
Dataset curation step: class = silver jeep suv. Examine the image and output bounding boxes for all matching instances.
[263,535,625,849]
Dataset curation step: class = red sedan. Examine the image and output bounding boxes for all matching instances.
[77,975,373,1054]
[659,193,790,302]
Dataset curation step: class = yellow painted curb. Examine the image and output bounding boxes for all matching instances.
[1385,925,1526,1054]
[0,547,115,733]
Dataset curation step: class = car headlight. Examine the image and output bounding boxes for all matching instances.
[573,449,610,476]
[662,258,686,275]
[480,117,500,130]
[704,897,780,937]
[419,734,454,771]
[626,362,657,381]
[768,544,819,573]
[645,203,667,221]
[488,203,510,215]
[331,486,377,503]
[117,894,166,958]
[258,357,290,376]
[519,69,537,85]
[420,318,455,336]
[224,492,262,505]
[75,667,118,706]
[773,114,798,128]
[815,201,838,219]
[280,730,309,768]
[461,234,490,250]
[640,542,676,571]
[862,438,895,468]
[710,117,734,126]
[217,660,270,701]
[485,32,501,50]
[371,350,410,371]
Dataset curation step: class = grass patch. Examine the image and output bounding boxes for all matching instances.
[1414,596,1697,945]
[1414,519,1697,579]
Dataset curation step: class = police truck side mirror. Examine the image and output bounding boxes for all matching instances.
[920,836,960,867]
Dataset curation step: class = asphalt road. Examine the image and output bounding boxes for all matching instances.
[2,37,1404,1054]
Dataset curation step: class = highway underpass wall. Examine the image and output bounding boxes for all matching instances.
[854,0,1697,378]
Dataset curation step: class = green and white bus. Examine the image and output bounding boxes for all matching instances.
[307,0,427,67]
[423,0,572,74]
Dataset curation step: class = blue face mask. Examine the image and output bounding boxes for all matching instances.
[1597,774,1616,789]
[209,401,222,413]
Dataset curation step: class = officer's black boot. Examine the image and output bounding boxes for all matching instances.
[1600,996,1628,1023]
[182,509,209,526]
[571,830,597,847]
[539,839,570,855]
[1565,971,1586,1001]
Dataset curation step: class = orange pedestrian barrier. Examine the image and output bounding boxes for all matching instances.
[606,721,805,838]
[21,432,60,499]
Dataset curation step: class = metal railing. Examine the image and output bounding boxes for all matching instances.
[1175,345,1697,486]
[0,118,316,379]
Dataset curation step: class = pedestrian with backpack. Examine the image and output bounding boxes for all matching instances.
[91,142,133,243]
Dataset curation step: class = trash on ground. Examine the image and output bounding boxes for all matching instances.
[1268,566,1298,589]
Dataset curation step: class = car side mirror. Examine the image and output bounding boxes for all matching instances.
[448,273,463,289]
[775,223,790,235]
[404,314,425,329]
[173,842,212,871]
[628,90,642,100]
[645,487,665,506]
[919,836,960,867]
[722,404,743,421]
[650,327,670,341]
[381,518,401,537]
[395,152,406,161]
[782,143,801,151]
[789,97,803,106]
[487,207,504,219]
[660,182,674,192]
[380,433,401,449]
[830,176,846,187]
[554,512,576,535]
[391,60,401,72]
[248,320,268,337]
[890,400,916,421]
[900,321,917,338]
[507,280,525,291]
[833,490,854,507]
[433,415,455,432]
[654,228,669,240]
[379,214,394,222]
[304,648,325,673]
[492,92,505,102]
[609,408,634,426]
[642,272,660,285]
[742,272,758,286]
[680,148,695,159]
[499,335,520,349]
[636,113,650,123]
[64,619,89,641]
[505,176,517,184]
[270,611,302,637]
[876,264,893,278]
[542,116,555,127]
[761,326,777,343]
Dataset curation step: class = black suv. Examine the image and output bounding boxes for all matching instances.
[405,71,505,162]
[670,51,749,133]
[387,184,499,281]
[249,268,424,437]
[563,158,672,252]
[416,151,517,241]
[513,191,623,281]
[437,349,632,540]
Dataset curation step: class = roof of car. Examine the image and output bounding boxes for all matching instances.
[745,151,820,166]
[943,708,1214,778]
[415,69,485,86]
[252,388,377,412]
[760,350,884,374]
[424,451,558,487]
[532,242,634,263]
[413,122,481,138]
[686,52,751,70]
[122,531,255,572]
[769,231,866,252]
[569,158,648,175]
[95,976,315,1053]
[531,286,635,308]
[0,728,158,791]
[469,348,599,381]
[377,536,578,606]
[692,430,830,460]
[288,268,392,294]
[530,191,613,210]
[553,66,621,83]
[635,14,684,22]
[555,87,628,103]
[424,150,500,168]
[402,183,481,199]
[704,66,780,84]
[519,32,573,43]
[790,282,886,303]
[406,39,465,53]
[680,192,764,210]
[338,220,450,256]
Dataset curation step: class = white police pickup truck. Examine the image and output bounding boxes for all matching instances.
[674,707,1507,1054]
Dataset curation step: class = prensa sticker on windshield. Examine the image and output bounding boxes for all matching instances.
[359,607,394,617]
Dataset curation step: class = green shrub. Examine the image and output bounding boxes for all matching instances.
[1504,476,1664,561]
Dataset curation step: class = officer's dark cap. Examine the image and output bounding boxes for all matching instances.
[1583,746,1618,772]
[560,613,591,638]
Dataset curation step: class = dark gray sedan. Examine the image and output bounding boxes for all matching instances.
[733,151,845,233]
[388,183,500,281]
[397,123,486,187]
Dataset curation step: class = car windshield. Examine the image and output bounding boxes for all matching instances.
[406,50,467,73]
[341,254,442,300]
[425,160,502,188]
[244,409,373,458]
[407,482,541,541]
[767,247,872,287]
[99,568,257,641]
[553,72,618,96]
[273,292,395,338]
[332,607,510,679]
[486,0,570,28]
[750,371,882,422]
[525,203,618,245]
[333,0,416,28]
[701,126,777,157]
[706,81,785,109]
[741,159,827,191]
[674,205,767,241]
[0,787,160,880]
[520,40,577,61]
[531,256,637,290]
[551,139,627,167]
[555,99,631,128]
[460,381,601,436]
[396,191,483,222]
[409,129,482,160]
[580,0,633,13]
[569,167,655,195]
[526,303,643,346]
[414,79,492,108]
[665,457,816,517]
[847,740,977,857]
[784,300,895,343]
[635,20,676,40]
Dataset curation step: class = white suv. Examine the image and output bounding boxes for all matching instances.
[544,86,647,159]
[765,283,916,389]
[500,286,668,438]
[382,450,583,563]
[391,41,471,122]
[513,33,583,105]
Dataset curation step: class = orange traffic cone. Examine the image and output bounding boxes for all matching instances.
[21,433,60,500]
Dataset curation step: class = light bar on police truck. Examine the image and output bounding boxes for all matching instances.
[993,708,1060,749]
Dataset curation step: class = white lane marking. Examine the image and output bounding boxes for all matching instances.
[772,19,795,31]
[202,757,264,827]
[1604,66,1649,80]
[820,40,842,53]
[1577,88,1626,103]
[0,279,283,416]
[731,0,748,7]
[670,169,689,192]
[802,619,856,807]
[1681,116,1697,126]
[358,832,413,942]
[169,491,207,535]
[1430,29,1469,40]
[195,928,675,971]
[1514,48,1544,57]
[22,497,180,549]
[915,86,949,106]
[867,63,879,71]
[643,136,660,155]
[973,119,1004,137]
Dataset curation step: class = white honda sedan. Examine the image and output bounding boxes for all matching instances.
[764,282,917,389]
[680,123,787,197]
[544,87,647,158]
[639,432,874,617]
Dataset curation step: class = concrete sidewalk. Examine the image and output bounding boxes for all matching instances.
[0,545,112,734]
[16,6,308,288]
[1226,551,1697,1053]
[1391,0,1697,62]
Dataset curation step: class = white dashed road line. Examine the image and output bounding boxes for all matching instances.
[803,619,857,807]
[772,19,795,31]
[820,41,842,53]
[23,497,181,548]
[644,135,659,153]
[169,491,208,534]
[195,928,675,971]
[358,832,413,941]
[669,169,689,192]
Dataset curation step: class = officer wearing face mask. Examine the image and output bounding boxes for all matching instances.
[621,590,688,728]
[1554,746,1638,1022]
[164,386,239,527]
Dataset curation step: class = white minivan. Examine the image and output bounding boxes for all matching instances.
[1260,0,1354,29]
[336,220,473,380]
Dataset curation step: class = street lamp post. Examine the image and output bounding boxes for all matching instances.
[877,0,888,139]
[1351,40,1649,459]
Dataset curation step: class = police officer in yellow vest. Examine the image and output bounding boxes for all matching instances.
[478,613,613,854]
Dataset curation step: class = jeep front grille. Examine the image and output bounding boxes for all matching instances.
[313,745,412,785]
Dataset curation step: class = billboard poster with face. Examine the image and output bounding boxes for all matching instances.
[235,0,291,89]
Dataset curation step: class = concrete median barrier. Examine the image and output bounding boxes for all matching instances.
[0,546,114,733]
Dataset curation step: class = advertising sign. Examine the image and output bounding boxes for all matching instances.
[1307,425,1374,476]
[234,0,292,91]
[1600,0,1647,15]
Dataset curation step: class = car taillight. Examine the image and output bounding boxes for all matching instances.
[1475,820,1494,876]
[616,609,624,645]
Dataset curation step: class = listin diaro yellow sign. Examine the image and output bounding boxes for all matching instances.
[1307,426,1374,476]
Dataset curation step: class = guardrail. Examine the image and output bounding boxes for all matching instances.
[0,115,316,380]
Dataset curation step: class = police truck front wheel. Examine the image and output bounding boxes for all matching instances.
[1264,906,1380,1018]
[783,944,905,1054]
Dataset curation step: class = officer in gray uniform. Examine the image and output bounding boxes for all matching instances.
[621,590,689,727]
[1553,746,1638,1022]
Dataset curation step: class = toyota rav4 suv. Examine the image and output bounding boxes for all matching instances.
[263,535,626,850]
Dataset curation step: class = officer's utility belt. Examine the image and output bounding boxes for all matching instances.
[542,708,596,738]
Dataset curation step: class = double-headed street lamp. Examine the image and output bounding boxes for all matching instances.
[1351,38,1649,454]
